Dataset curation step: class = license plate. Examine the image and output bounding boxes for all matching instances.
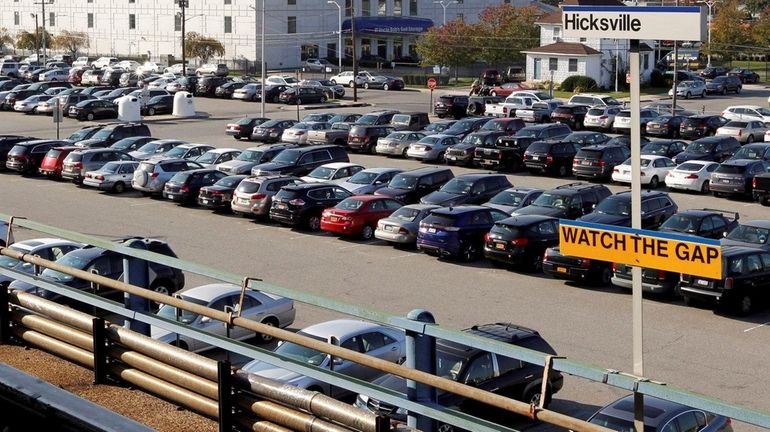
[495,243,506,250]
[446,155,457,160]
[275,203,287,210]
[687,127,694,131]
[239,198,251,205]
[384,225,393,231]
[532,156,539,160]
[483,159,498,165]
[557,267,568,273]
[582,160,591,165]
[697,279,709,286]
[722,179,730,183]
[330,216,339,222]
[201,199,209,204]
[428,227,436,233]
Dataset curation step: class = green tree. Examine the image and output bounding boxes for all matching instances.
[708,0,752,61]
[415,19,477,81]
[474,4,541,67]
[184,32,225,64]
[0,27,13,53]
[53,31,90,58]
[746,0,770,15]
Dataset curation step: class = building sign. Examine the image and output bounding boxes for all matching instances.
[342,17,434,35]
[562,6,707,41]
[559,220,722,279]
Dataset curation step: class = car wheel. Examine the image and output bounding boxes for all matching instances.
[736,86,741,93]
[306,214,321,231]
[490,91,497,97]
[331,79,337,85]
[401,148,409,158]
[529,253,543,272]
[437,423,456,432]
[273,95,280,103]
[509,158,522,172]
[647,176,659,189]
[721,88,727,95]
[150,281,174,312]
[459,242,478,262]
[31,107,37,114]
[383,83,389,91]
[320,96,327,103]
[363,82,371,90]
[598,266,612,286]
[255,318,278,344]
[113,182,126,194]
[747,135,754,143]
[86,112,95,121]
[732,293,754,316]
[148,107,156,116]
[437,151,446,163]
[684,92,691,99]
[700,180,710,194]
[361,225,375,240]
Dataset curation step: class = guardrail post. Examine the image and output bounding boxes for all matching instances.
[92,317,108,384]
[0,283,10,344]
[406,309,437,432]
[122,239,150,336]
[218,360,232,432]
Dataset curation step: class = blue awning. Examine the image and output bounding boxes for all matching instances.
[341,16,434,35]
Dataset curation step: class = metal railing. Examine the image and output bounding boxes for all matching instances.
[2,213,770,431]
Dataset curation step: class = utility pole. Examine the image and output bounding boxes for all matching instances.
[671,0,678,115]
[327,0,343,73]
[351,1,358,102]
[180,0,188,73]
[30,14,40,62]
[33,0,53,65]
[705,0,718,68]
[260,0,265,117]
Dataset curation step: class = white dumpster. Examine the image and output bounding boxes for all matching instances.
[173,91,196,117]
[117,96,141,122]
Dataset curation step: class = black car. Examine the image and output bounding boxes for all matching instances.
[645,116,685,138]
[641,139,688,159]
[572,144,631,180]
[141,95,174,116]
[513,183,612,220]
[419,173,512,207]
[356,323,564,425]
[250,119,298,143]
[441,117,491,141]
[74,123,151,148]
[59,94,96,116]
[484,215,560,270]
[100,68,124,86]
[602,135,650,148]
[110,136,157,153]
[65,125,106,143]
[730,143,770,162]
[251,145,349,177]
[226,116,270,140]
[347,125,395,153]
[174,76,199,93]
[363,76,404,91]
[197,175,247,211]
[196,76,230,97]
[474,123,572,172]
[699,66,728,79]
[679,246,770,316]
[524,131,609,177]
[375,167,454,204]
[705,75,742,95]
[98,87,138,103]
[659,209,739,239]
[69,99,119,121]
[709,159,770,198]
[270,183,352,230]
[445,131,507,166]
[726,67,759,84]
[550,104,589,130]
[260,84,288,103]
[611,261,681,296]
[163,168,228,205]
[721,220,770,250]
[434,95,469,119]
[673,136,740,165]
[0,135,36,168]
[578,191,677,230]
[679,115,729,140]
[5,139,66,174]
[279,87,327,105]
[543,245,613,285]
[215,81,248,98]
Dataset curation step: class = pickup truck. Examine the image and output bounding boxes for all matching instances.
[516,100,564,123]
[473,136,530,172]
[306,122,352,146]
[753,173,770,206]
[466,95,504,116]
[485,95,536,118]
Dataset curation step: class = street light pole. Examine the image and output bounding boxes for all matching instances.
[705,0,718,68]
[30,14,40,62]
[33,0,53,65]
[261,0,265,117]
[433,0,458,26]
[179,0,188,73]
[327,1,342,72]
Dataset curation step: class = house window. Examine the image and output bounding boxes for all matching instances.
[49,12,55,26]
[409,0,417,15]
[378,0,386,16]
[579,37,587,42]
[14,12,19,26]
[287,16,296,33]
[87,0,93,2]
[129,14,136,29]
[224,16,232,33]
[549,57,558,71]
[362,0,371,16]
[174,14,181,31]
[129,0,135,3]
[568,58,578,72]
[553,27,561,42]
[345,0,351,16]
[643,53,649,69]
[394,0,402,15]
[88,13,94,28]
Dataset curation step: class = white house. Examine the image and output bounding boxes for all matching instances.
[522,0,655,89]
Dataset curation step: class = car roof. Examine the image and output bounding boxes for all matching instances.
[344,195,393,203]
[727,105,763,109]
[438,322,542,355]
[301,319,391,339]
[204,148,239,154]
[497,215,557,226]
[10,238,80,253]
[431,205,491,215]
[674,209,729,217]
[178,283,240,302]
[357,167,402,174]
[612,190,669,199]
[177,143,211,150]
[595,394,692,427]
[318,162,359,169]
[722,246,768,256]
[741,220,770,229]
[721,159,758,166]
[397,166,451,176]
[284,182,337,190]
[455,173,505,180]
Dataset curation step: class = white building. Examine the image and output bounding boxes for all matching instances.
[1,0,547,70]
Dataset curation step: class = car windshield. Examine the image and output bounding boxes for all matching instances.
[290,123,309,130]
[755,108,770,116]
[389,174,417,190]
[356,114,379,125]
[164,146,192,158]
[419,137,440,145]
[620,158,652,167]
[347,171,379,185]
[532,192,571,209]
[99,162,121,173]
[642,142,670,155]
[389,206,421,222]
[41,252,92,282]
[726,224,770,244]
[273,332,328,366]
[687,141,715,153]
[90,128,115,140]
[462,134,484,145]
[446,121,475,133]
[271,149,300,164]
[0,244,28,269]
[436,349,466,381]
[156,296,208,324]
[716,164,747,175]
[489,190,527,206]
[724,121,748,128]
[440,178,474,194]
[387,132,408,140]
[425,122,450,133]
[515,128,539,138]
[136,143,164,154]
[336,198,365,210]
[391,115,412,124]
[236,150,264,162]
[594,198,630,216]
[169,171,191,183]
[481,121,506,131]
[732,147,765,160]
[308,166,335,180]
[197,152,220,164]
[660,214,699,233]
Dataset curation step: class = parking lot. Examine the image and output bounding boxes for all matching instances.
[2,85,770,430]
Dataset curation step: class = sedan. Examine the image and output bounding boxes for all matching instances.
[716,120,768,144]
[233,83,261,101]
[375,131,426,157]
[69,99,118,121]
[641,139,688,159]
[225,116,270,140]
[483,187,544,214]
[665,160,720,193]
[195,148,242,167]
[14,94,52,114]
[336,168,403,195]
[668,80,706,99]
[279,87,327,105]
[483,215,560,270]
[163,168,228,204]
[300,162,365,184]
[644,115,685,138]
[0,238,83,284]
[215,81,248,99]
[241,319,405,398]
[488,82,526,97]
[588,395,733,432]
[281,122,331,145]
[153,283,296,352]
[140,95,174,116]
[82,160,140,193]
[406,134,459,162]
[727,67,759,84]
[375,204,440,246]
[321,195,403,240]
[197,175,247,211]
[612,155,676,188]
[611,109,658,134]
[362,76,404,91]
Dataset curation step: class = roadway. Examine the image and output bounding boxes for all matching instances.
[1,86,770,430]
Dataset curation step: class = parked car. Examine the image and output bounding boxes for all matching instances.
[512,183,612,220]
[300,162,365,184]
[417,206,509,261]
[524,131,609,177]
[480,69,502,86]
[475,123,572,172]
[215,81,248,99]
[304,58,333,71]
[753,172,770,205]
[356,110,401,126]
[279,87,328,105]
[224,117,270,140]
[61,148,134,183]
[233,83,262,101]
[73,123,151,149]
[543,245,614,285]
[129,139,187,160]
[406,134,460,162]
[375,167,454,204]
[321,195,402,240]
[716,120,769,144]
[517,100,564,124]
[270,183,353,230]
[720,105,770,123]
[80,160,140,193]
[583,106,623,131]
[706,75,742,95]
[721,220,770,250]
[230,175,301,218]
[673,136,740,164]
[478,117,526,136]
[659,208,739,240]
[679,115,729,140]
[700,66,728,79]
[131,159,204,195]
[374,204,440,246]
[579,191,678,229]
[483,187,544,214]
[665,160,719,193]
[195,63,229,77]
[731,143,770,163]
[38,146,79,178]
[153,143,214,162]
[641,139,688,159]
[611,109,658,134]
[645,116,685,138]
[64,125,105,143]
[484,215,560,270]
[0,238,83,286]
[298,79,345,99]
[217,144,293,176]
[13,94,52,114]
[488,82,527,97]
[572,144,631,180]
[162,168,228,204]
[612,155,677,188]
[139,95,173,116]
[265,75,300,88]
[727,67,760,83]
[281,122,332,145]
[250,119,298,143]
[195,148,241,167]
[6,140,65,175]
[251,145,349,177]
[709,159,770,198]
[347,125,396,154]
[567,93,622,107]
[375,131,426,158]
[550,104,589,129]
[390,112,430,131]
[434,95,469,119]
[466,95,504,116]
[69,99,118,121]
[668,79,707,99]
[80,69,105,86]
[260,84,289,103]
[445,131,507,166]
[420,173,512,207]
[336,168,403,195]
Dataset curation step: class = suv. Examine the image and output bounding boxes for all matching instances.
[375,167,454,204]
[250,119,298,143]
[390,112,430,131]
[673,136,740,165]
[132,159,204,195]
[720,105,770,123]
[524,131,609,177]
[417,206,509,261]
[163,168,228,204]
[356,110,400,126]
[659,209,739,240]
[679,115,729,140]
[61,148,134,183]
[706,75,742,95]
[475,123,572,172]
[0,61,20,78]
[230,175,300,217]
[680,246,770,316]
[347,125,395,154]
[434,95,469,119]
[251,145,349,177]
[568,93,622,107]
[196,63,229,77]
[269,183,352,230]
[6,139,66,174]
[218,144,296,175]
[1,135,36,167]
[420,173,512,206]
[513,182,612,219]
[196,76,230,97]
[710,159,770,198]
[73,123,151,148]
[356,323,564,424]
[578,191,677,229]
[446,131,507,166]
[466,95,503,116]
[572,144,631,180]
[550,104,589,130]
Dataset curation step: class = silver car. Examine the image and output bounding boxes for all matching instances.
[61,149,134,183]
[482,187,544,214]
[14,94,52,113]
[150,143,213,161]
[217,144,298,175]
[668,80,707,99]
[131,158,204,195]
[375,131,426,157]
[152,283,295,352]
[716,120,769,144]
[375,204,441,245]
[195,148,242,167]
[337,168,403,194]
[406,134,459,162]
[583,106,622,131]
[230,175,301,217]
[82,160,140,193]
[241,319,405,397]
[129,139,187,161]
[0,238,83,285]
[281,122,331,145]
[233,83,261,101]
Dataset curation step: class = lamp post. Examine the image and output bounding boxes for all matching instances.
[704,0,719,68]
[33,0,54,65]
[433,0,458,26]
[261,0,265,117]
[178,0,188,73]
[327,1,342,73]
[30,14,40,62]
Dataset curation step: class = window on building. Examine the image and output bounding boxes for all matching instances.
[345,0,351,16]
[129,0,135,3]
[87,0,93,3]
[361,38,371,55]
[553,27,560,42]
[287,16,296,34]
[224,0,231,4]
[49,12,55,26]
[224,16,232,33]
[643,53,649,69]
[568,58,578,72]
[456,13,464,21]
[579,37,586,42]
[394,0,402,15]
[174,14,181,31]
[409,0,417,15]
[288,0,296,4]
[362,0,371,16]
[327,42,337,59]
[88,13,94,28]
[129,14,136,29]
[378,0,386,16]
[14,12,20,26]
[549,57,558,71]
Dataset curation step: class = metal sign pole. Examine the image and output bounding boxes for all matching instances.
[54,97,61,139]
[429,88,433,115]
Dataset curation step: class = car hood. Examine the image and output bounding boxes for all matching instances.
[450,143,476,151]
[513,205,565,217]
[252,162,290,173]
[675,151,711,162]
[337,181,377,194]
[128,150,156,160]
[240,361,305,383]
[420,191,466,206]
[75,138,108,148]
[482,203,517,214]
[376,187,410,199]
[577,213,630,227]
[219,160,256,171]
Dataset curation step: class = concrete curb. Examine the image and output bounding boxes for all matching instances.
[276,102,372,111]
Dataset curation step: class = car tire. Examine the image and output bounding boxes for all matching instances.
[348,81,356,88]
[491,91,497,97]
[529,253,543,272]
[597,266,612,286]
[31,107,37,115]
[731,293,754,316]
[150,281,174,312]
[148,107,156,116]
[113,182,126,194]
[721,88,727,96]
[401,148,409,158]
[255,318,278,344]
[296,97,302,105]
[557,165,568,177]
[306,214,322,231]
[648,176,659,189]
[364,82,370,90]
[701,91,706,98]
[685,92,691,99]
[331,79,337,85]
[273,95,281,103]
[320,96,327,103]
[459,242,478,262]
[361,225,375,240]
[383,83,389,91]
[736,86,741,94]
[86,112,95,121]
[700,180,710,194]
[747,135,754,143]
[524,385,552,409]
[437,151,446,163]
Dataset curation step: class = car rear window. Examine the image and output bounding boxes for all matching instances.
[274,188,301,200]
[46,149,63,159]
[527,142,552,153]
[236,180,262,194]
[576,149,603,159]
[724,121,747,128]
[587,108,605,116]
[422,213,459,227]
[391,114,411,124]
[169,171,191,183]
[715,164,746,174]
[553,107,572,114]
[64,152,83,162]
[682,118,706,127]
[349,126,367,136]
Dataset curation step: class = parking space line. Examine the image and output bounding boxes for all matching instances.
[129,202,161,207]
[289,234,313,240]
[743,322,770,333]
[247,226,271,231]
[389,253,415,259]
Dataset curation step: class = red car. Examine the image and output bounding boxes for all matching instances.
[489,82,526,97]
[320,195,402,240]
[39,146,79,178]
[68,68,85,85]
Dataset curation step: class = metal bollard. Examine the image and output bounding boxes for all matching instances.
[92,317,108,384]
[406,309,437,432]
[122,239,150,336]
[218,360,233,432]
[0,283,9,344]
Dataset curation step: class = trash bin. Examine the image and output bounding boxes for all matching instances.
[173,91,196,117]
[117,96,141,122]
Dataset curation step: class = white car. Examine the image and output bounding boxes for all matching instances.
[39,68,70,82]
[612,155,677,188]
[583,106,622,131]
[116,60,141,71]
[152,283,296,353]
[305,58,333,71]
[72,56,91,68]
[721,105,770,123]
[241,319,405,397]
[665,160,720,193]
[137,62,163,75]
[0,238,84,285]
[233,83,261,101]
[668,80,707,99]
[281,122,331,145]
[148,77,175,90]
[611,109,659,134]
[406,134,460,162]
[330,71,366,88]
[300,162,365,183]
[265,75,300,87]
[91,56,118,69]
[164,63,196,75]
[14,94,52,113]
[195,148,242,167]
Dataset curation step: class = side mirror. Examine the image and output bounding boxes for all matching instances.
[200,316,211,324]
[723,232,729,238]
[333,357,344,366]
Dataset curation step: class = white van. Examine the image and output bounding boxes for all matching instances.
[0,61,20,78]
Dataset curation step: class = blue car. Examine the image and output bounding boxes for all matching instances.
[588,394,733,432]
[417,206,509,261]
